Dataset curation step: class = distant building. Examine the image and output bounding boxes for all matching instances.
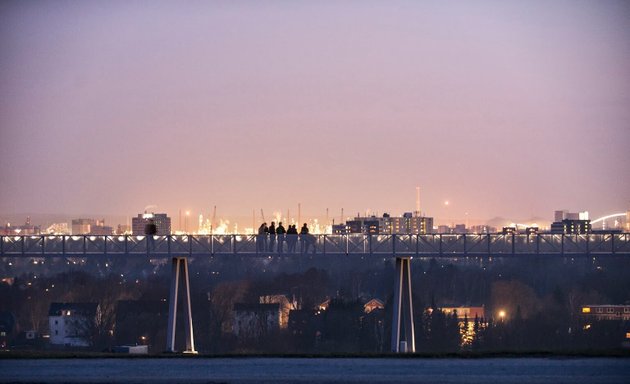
[554,210,568,223]
[502,227,517,235]
[44,223,70,235]
[581,305,630,321]
[71,219,94,235]
[550,219,591,234]
[345,220,364,234]
[259,295,297,329]
[2,217,40,235]
[550,211,591,234]
[48,302,99,347]
[437,225,451,234]
[71,218,113,235]
[453,224,467,234]
[343,213,434,235]
[363,298,384,314]
[131,213,171,235]
[332,224,348,234]
[525,227,539,235]
[233,303,282,339]
[384,214,433,235]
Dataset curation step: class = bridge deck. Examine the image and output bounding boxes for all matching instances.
[1,233,629,258]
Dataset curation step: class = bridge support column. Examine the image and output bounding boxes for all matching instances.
[166,257,197,354]
[391,256,415,353]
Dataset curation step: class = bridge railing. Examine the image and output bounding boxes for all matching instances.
[1,233,629,257]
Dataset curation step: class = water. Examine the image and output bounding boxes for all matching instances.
[1,357,628,383]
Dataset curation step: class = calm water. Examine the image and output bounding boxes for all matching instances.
[1,357,629,383]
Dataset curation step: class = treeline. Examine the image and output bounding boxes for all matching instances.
[0,255,628,353]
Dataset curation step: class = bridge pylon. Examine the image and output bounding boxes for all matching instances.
[391,256,415,353]
[166,257,197,354]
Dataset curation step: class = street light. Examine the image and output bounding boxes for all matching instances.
[498,310,506,321]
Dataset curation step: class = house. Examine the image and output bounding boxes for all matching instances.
[363,299,384,314]
[581,305,630,321]
[258,294,297,329]
[48,302,99,347]
[233,303,281,339]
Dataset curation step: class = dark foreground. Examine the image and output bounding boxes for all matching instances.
[1,357,629,384]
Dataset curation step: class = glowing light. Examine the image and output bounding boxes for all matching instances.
[582,307,591,313]
[498,310,506,319]
[444,201,449,206]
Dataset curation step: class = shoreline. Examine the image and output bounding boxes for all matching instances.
[2,349,629,359]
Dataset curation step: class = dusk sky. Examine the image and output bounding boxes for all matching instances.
[1,1,629,227]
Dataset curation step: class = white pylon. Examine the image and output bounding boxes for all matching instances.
[391,256,415,353]
[166,257,197,354]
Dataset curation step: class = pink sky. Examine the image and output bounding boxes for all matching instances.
[1,1,629,226]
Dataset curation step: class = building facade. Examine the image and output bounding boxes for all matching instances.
[131,213,171,235]
[581,305,630,321]
[48,302,99,347]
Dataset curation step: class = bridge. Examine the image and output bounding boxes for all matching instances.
[1,233,630,258]
[5,233,629,354]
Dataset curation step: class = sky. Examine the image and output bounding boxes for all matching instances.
[1,0,629,228]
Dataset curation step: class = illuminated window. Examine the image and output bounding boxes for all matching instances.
[626,332,630,339]
[582,307,591,313]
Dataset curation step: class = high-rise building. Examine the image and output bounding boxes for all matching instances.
[383,214,433,234]
[131,213,171,235]
[550,210,591,234]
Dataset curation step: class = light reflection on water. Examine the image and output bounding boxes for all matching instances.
[1,357,629,383]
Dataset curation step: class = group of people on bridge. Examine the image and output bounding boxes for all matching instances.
[257,222,316,254]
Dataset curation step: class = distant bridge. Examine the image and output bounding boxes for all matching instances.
[1,233,629,258]
[591,213,627,225]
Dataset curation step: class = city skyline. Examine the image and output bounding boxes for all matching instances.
[1,1,629,224]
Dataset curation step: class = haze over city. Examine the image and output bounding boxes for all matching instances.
[1,1,629,226]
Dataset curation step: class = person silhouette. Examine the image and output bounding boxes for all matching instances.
[300,223,309,253]
[286,225,297,253]
[257,222,268,252]
[268,222,276,252]
[276,222,286,253]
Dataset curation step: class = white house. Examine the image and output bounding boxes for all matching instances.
[48,302,99,347]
